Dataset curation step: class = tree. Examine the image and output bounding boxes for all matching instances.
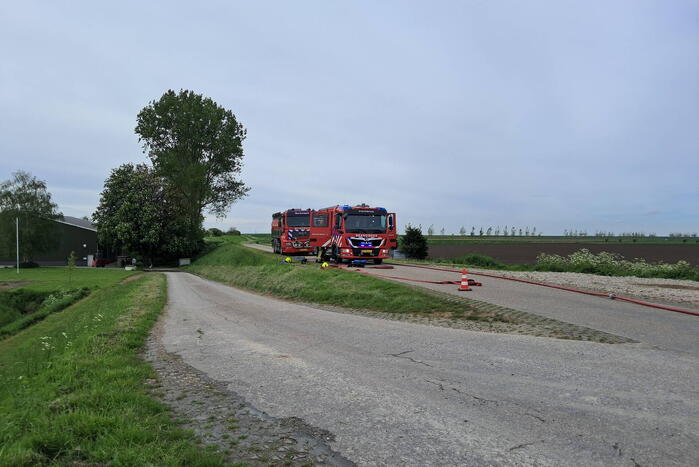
[427,224,434,236]
[459,226,466,235]
[226,227,241,236]
[135,89,249,249]
[400,224,428,259]
[206,228,224,237]
[0,171,62,262]
[440,227,445,235]
[93,164,190,263]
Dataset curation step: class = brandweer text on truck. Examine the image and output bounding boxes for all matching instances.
[310,204,397,264]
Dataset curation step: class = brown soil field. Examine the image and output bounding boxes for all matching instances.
[427,243,699,265]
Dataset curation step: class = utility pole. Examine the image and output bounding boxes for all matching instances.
[16,217,19,274]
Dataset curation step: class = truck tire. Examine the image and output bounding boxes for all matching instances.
[373,258,383,265]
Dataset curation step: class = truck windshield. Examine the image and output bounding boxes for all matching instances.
[345,214,386,234]
[286,214,310,227]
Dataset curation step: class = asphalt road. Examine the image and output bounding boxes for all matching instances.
[160,272,699,466]
[245,243,699,355]
[358,263,699,356]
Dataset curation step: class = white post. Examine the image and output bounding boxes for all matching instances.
[16,217,19,274]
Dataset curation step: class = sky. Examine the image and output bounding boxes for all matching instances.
[1,0,698,235]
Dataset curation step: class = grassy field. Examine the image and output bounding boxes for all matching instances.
[188,236,501,319]
[0,267,136,292]
[0,271,226,465]
[242,233,271,245]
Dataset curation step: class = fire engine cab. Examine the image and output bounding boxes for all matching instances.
[310,204,397,264]
[271,209,312,255]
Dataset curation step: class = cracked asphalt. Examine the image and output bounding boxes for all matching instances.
[160,272,698,466]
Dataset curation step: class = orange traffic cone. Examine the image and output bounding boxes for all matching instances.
[458,269,471,291]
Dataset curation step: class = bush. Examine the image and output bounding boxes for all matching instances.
[19,261,39,268]
[226,227,241,236]
[535,249,699,280]
[400,225,428,259]
[206,227,224,237]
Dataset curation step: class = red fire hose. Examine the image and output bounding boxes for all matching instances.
[384,262,699,318]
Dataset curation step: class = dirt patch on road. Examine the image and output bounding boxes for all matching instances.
[144,315,354,467]
[0,281,31,290]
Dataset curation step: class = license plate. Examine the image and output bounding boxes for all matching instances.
[361,249,372,254]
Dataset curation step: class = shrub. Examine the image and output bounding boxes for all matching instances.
[206,227,224,237]
[226,227,241,236]
[400,225,428,259]
[535,249,699,280]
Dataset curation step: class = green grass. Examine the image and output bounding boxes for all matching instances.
[189,236,499,319]
[0,273,225,465]
[242,233,271,245]
[425,235,699,245]
[0,267,136,292]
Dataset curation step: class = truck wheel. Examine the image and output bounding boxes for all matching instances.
[373,258,383,265]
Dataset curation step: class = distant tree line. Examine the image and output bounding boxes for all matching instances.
[426,225,541,237]
[418,225,699,239]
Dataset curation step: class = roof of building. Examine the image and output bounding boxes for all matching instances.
[56,216,97,232]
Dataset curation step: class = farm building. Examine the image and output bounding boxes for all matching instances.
[0,216,98,267]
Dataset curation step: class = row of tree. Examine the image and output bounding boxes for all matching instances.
[425,225,541,237]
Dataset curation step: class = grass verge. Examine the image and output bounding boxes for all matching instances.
[0,288,90,339]
[190,236,501,320]
[0,267,136,292]
[0,273,225,465]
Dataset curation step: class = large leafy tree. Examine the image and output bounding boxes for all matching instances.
[93,164,193,263]
[135,89,249,247]
[0,171,62,262]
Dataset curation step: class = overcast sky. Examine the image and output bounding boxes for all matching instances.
[1,1,697,235]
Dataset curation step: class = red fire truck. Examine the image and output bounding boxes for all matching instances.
[310,204,397,264]
[271,209,313,255]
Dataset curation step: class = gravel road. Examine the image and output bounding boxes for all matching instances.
[159,272,698,466]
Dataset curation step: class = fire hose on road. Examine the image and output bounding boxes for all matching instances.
[383,262,699,318]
